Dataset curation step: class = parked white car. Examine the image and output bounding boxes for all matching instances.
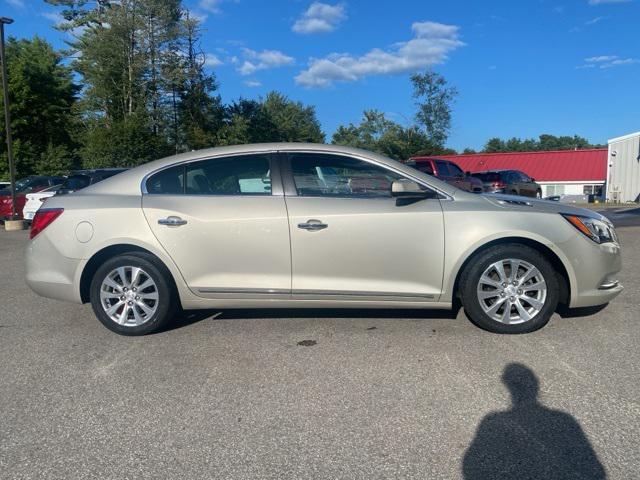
[22,185,61,221]
[25,143,622,336]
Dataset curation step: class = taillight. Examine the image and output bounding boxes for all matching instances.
[492,181,506,188]
[30,208,64,240]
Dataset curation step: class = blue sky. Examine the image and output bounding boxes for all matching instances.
[3,0,640,150]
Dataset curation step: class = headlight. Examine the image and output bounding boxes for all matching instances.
[562,214,618,244]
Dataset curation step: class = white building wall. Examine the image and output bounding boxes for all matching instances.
[607,131,640,203]
[539,182,604,198]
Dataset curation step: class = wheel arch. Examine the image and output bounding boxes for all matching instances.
[79,243,180,304]
[451,236,571,307]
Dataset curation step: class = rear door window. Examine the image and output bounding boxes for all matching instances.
[145,155,272,196]
[185,154,271,195]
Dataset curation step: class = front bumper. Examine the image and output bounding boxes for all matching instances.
[567,240,623,308]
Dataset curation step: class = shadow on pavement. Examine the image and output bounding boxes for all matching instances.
[462,363,606,479]
[161,303,463,332]
[557,304,608,318]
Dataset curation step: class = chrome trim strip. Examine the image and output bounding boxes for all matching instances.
[278,148,454,201]
[141,149,280,195]
[140,146,454,201]
[197,287,290,295]
[598,281,620,290]
[292,289,435,299]
[196,287,436,299]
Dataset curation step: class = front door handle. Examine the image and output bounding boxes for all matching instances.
[158,216,188,227]
[298,219,328,231]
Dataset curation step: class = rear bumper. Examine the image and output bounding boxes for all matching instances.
[25,232,83,304]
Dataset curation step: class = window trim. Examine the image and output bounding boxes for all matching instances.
[141,151,283,196]
[279,150,448,200]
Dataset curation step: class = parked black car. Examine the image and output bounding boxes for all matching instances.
[57,168,128,195]
[471,170,542,198]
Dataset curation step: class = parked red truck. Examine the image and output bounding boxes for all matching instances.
[406,157,484,193]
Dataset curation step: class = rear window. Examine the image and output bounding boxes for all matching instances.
[474,172,503,182]
[61,175,92,191]
[146,165,185,194]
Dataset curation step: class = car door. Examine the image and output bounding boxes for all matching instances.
[512,171,531,197]
[281,151,445,301]
[520,172,537,197]
[142,152,292,297]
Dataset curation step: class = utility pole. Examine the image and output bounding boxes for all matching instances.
[0,16,18,222]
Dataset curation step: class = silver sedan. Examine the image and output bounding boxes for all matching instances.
[25,143,623,335]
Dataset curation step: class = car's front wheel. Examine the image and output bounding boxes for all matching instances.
[460,244,559,333]
[89,253,176,335]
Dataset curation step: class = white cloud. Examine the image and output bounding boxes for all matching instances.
[198,0,238,14]
[579,55,639,68]
[204,54,223,68]
[190,11,209,23]
[237,48,295,75]
[244,80,262,88]
[41,11,63,23]
[585,55,618,62]
[601,58,639,68]
[585,16,606,25]
[295,21,464,87]
[6,0,24,7]
[588,0,631,4]
[292,2,346,34]
[199,0,222,13]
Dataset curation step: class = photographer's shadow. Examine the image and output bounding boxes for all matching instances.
[463,363,606,479]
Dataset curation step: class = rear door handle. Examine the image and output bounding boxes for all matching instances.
[298,219,328,231]
[158,216,187,227]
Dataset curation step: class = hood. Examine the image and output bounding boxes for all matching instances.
[481,193,608,222]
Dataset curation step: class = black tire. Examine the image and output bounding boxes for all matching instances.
[89,253,177,336]
[459,244,559,334]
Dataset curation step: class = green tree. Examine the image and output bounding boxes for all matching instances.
[218,93,325,145]
[261,92,325,143]
[46,0,221,165]
[411,70,458,148]
[482,134,603,153]
[332,110,439,160]
[0,36,78,179]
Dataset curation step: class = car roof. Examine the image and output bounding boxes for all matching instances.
[78,143,460,198]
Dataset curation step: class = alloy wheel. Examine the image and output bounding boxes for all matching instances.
[476,258,547,324]
[99,266,159,326]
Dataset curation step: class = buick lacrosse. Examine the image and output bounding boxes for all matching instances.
[25,144,622,335]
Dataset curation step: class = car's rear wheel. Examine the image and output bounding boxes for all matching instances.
[460,244,559,333]
[89,253,176,335]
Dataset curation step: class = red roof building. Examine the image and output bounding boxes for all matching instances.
[414,149,607,197]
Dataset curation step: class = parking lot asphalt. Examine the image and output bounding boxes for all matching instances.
[1,226,639,479]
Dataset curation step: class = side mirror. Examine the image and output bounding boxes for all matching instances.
[391,179,431,198]
[466,171,472,176]
[530,177,536,182]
